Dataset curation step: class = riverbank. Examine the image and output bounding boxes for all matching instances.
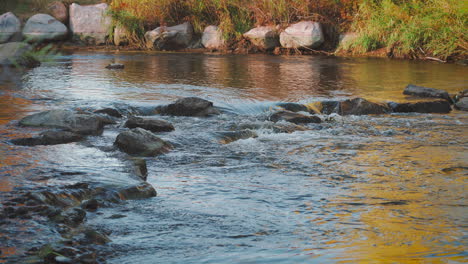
[1,0,466,64]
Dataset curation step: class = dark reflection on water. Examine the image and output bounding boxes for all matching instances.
[0,52,467,263]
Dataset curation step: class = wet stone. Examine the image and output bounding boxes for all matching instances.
[11,131,83,146]
[389,100,452,113]
[269,110,322,124]
[216,130,258,144]
[403,84,451,102]
[105,63,124,69]
[115,128,173,157]
[156,97,220,117]
[118,182,157,200]
[339,98,391,115]
[125,116,175,133]
[93,107,122,118]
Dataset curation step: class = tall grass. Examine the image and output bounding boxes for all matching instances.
[346,0,467,59]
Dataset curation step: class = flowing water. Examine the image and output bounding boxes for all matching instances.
[0,52,467,263]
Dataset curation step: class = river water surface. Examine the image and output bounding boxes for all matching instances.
[0,52,467,263]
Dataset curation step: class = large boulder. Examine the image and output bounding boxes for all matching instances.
[145,22,193,50]
[201,25,225,50]
[389,100,452,113]
[0,12,21,43]
[47,1,68,24]
[338,32,358,49]
[115,128,172,156]
[280,21,324,49]
[243,26,279,50]
[69,3,111,45]
[0,42,40,68]
[339,98,391,115]
[403,84,451,102]
[23,14,68,42]
[124,117,175,132]
[11,131,83,146]
[269,111,322,124]
[19,109,104,135]
[155,97,220,117]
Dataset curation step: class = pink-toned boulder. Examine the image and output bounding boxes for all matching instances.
[48,1,68,24]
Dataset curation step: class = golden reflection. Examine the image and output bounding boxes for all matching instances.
[319,127,468,263]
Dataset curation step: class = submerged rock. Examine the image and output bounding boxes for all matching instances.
[118,182,157,200]
[216,130,258,144]
[202,25,225,50]
[277,102,310,113]
[272,123,309,133]
[156,97,220,117]
[145,22,193,50]
[130,157,148,181]
[11,130,83,146]
[125,117,175,132]
[105,63,124,69]
[339,98,391,115]
[403,84,451,102]
[115,128,172,156]
[0,42,40,68]
[83,228,111,245]
[93,107,122,118]
[69,3,111,45]
[243,26,279,50]
[389,100,452,113]
[319,100,341,115]
[0,12,22,43]
[23,14,68,42]
[280,21,324,49]
[19,110,104,135]
[269,110,322,124]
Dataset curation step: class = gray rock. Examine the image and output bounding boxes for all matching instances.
[118,182,157,200]
[130,157,148,181]
[339,98,391,115]
[272,123,308,133]
[389,100,452,113]
[455,97,468,111]
[115,128,172,156]
[105,63,124,69]
[145,22,193,50]
[0,42,40,68]
[269,111,322,124]
[125,116,174,132]
[202,25,225,49]
[0,12,21,43]
[403,84,451,102]
[60,208,86,227]
[319,101,341,115]
[23,14,68,42]
[243,26,279,50]
[156,97,220,117]
[69,3,111,45]
[216,130,258,144]
[11,130,83,146]
[83,228,111,245]
[48,1,68,24]
[280,21,324,49]
[19,109,104,135]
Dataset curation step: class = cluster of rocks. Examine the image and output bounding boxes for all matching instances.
[1,2,354,54]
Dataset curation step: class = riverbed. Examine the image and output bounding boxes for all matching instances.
[1,52,467,263]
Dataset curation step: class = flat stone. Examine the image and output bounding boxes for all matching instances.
[339,98,391,115]
[156,97,220,117]
[269,111,322,124]
[105,63,124,69]
[11,130,83,146]
[124,117,174,132]
[403,84,451,102]
[389,100,452,113]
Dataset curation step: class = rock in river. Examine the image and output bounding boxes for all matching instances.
[0,12,21,43]
[155,97,220,117]
[19,109,104,135]
[118,182,157,200]
[145,22,193,50]
[11,130,83,146]
[93,107,122,118]
[389,100,452,113]
[455,97,468,111]
[115,128,172,156]
[269,110,322,124]
[403,84,451,102]
[215,130,258,144]
[339,98,391,115]
[105,63,124,69]
[125,117,175,132]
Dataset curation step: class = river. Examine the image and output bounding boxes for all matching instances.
[0,52,467,263]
